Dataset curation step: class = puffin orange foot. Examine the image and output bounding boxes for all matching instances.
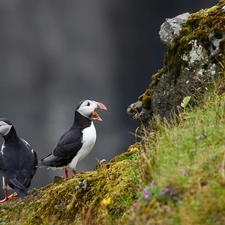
[72,170,77,176]
[0,197,8,203]
[0,190,17,203]
[8,193,18,199]
[65,168,69,178]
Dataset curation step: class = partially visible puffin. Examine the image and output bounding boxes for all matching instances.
[0,118,38,203]
[40,100,107,178]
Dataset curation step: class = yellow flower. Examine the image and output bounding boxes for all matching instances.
[101,197,111,207]
[129,147,138,152]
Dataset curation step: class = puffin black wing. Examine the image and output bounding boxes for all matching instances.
[54,129,83,157]
[20,138,38,179]
[2,138,38,197]
[40,128,83,167]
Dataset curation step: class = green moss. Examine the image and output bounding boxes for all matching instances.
[149,68,165,90]
[138,89,150,101]
[0,151,140,225]
[142,96,151,109]
[151,72,159,81]
[179,27,191,37]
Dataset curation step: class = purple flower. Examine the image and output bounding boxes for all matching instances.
[150,180,158,186]
[142,187,150,200]
[131,202,137,212]
[182,171,187,177]
[160,187,173,196]
[164,188,173,195]
[196,134,204,140]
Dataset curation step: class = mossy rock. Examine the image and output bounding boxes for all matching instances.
[128,0,225,128]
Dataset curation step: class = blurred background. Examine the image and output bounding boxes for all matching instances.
[0,0,217,197]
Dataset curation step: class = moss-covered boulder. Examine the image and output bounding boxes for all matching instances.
[127,0,225,128]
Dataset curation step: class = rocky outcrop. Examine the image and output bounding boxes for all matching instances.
[127,1,225,128]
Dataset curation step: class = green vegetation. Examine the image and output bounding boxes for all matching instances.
[131,87,225,225]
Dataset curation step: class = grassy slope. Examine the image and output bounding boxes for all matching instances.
[131,89,225,225]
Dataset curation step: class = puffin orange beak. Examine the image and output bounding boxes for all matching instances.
[92,101,107,121]
[95,101,107,110]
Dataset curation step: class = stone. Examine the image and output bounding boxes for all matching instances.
[159,12,190,45]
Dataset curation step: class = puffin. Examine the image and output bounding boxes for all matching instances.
[39,100,107,178]
[0,118,38,203]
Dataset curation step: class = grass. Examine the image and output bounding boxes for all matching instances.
[131,88,225,224]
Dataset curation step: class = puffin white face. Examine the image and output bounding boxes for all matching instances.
[77,100,107,121]
[0,121,12,136]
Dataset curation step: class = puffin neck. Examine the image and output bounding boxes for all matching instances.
[3,126,19,142]
[73,111,91,129]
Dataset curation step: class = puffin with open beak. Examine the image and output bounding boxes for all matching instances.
[39,100,107,178]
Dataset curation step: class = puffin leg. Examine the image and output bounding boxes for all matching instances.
[0,189,9,203]
[72,170,77,176]
[8,193,18,199]
[0,190,17,203]
[65,168,69,178]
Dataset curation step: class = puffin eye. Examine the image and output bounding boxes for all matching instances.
[87,102,90,106]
